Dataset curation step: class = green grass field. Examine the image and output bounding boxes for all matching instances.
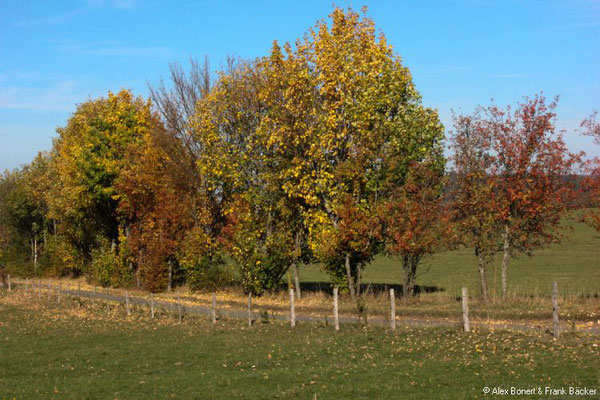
[1,216,598,399]
[302,216,600,297]
[1,295,598,400]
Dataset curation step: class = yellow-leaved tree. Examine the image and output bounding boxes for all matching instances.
[48,90,158,283]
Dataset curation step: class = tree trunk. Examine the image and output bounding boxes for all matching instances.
[34,237,38,274]
[501,223,510,300]
[293,263,301,300]
[167,260,173,292]
[293,231,302,299]
[475,246,488,302]
[135,266,141,288]
[345,253,355,301]
[403,256,416,297]
[355,262,362,297]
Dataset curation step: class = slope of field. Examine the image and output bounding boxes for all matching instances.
[302,217,600,297]
[1,294,598,399]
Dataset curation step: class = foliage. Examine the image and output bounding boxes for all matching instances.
[449,94,580,298]
[89,240,118,287]
[490,96,579,248]
[49,90,156,273]
[258,7,445,297]
[450,112,503,300]
[118,117,199,291]
[42,233,85,277]
[87,237,133,288]
[380,161,451,296]
[178,226,232,292]
[0,153,53,276]
[580,111,600,230]
[223,195,294,295]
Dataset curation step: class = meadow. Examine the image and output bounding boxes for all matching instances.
[301,215,600,298]
[289,215,600,323]
[0,292,598,400]
[1,216,598,399]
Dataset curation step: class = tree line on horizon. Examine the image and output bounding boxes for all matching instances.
[1,7,599,301]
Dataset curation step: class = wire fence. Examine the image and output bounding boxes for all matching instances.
[2,275,598,336]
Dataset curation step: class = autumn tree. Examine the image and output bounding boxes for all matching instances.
[455,95,580,299]
[379,161,450,297]
[580,111,600,230]
[118,122,199,291]
[292,7,444,299]
[49,90,157,280]
[191,59,293,295]
[0,168,39,274]
[581,111,600,139]
[254,41,319,297]
[117,58,222,292]
[450,113,502,301]
[149,56,212,169]
[0,153,54,276]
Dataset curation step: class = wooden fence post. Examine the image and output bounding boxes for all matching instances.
[78,281,81,298]
[247,293,252,327]
[552,282,560,339]
[7,274,11,291]
[57,283,61,304]
[290,288,296,327]
[462,287,470,332]
[333,287,339,331]
[47,280,51,301]
[177,293,182,324]
[150,293,155,319]
[211,292,217,324]
[125,291,131,317]
[390,288,396,330]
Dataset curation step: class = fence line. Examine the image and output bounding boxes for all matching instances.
[1,278,595,334]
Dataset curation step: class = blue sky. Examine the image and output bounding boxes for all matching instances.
[1,0,599,171]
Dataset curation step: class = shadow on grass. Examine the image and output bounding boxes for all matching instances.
[298,281,445,297]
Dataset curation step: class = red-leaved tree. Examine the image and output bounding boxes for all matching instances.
[452,94,580,299]
[118,123,197,291]
[450,112,502,301]
[486,95,579,298]
[581,111,600,230]
[380,161,451,297]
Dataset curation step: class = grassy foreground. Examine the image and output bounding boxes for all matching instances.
[1,293,598,399]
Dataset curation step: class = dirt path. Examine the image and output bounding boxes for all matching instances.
[11,280,600,334]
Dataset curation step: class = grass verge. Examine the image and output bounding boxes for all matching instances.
[0,292,598,399]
